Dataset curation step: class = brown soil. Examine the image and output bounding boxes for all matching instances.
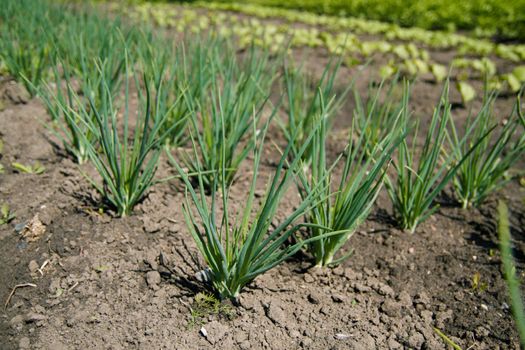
[1,9,525,350]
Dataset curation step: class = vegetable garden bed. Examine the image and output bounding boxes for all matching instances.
[0,1,524,349]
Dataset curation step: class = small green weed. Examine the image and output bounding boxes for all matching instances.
[187,292,233,329]
[0,203,16,225]
[471,272,488,293]
[11,161,45,175]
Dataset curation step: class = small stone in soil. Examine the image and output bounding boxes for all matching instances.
[19,337,30,349]
[377,283,395,297]
[381,300,402,317]
[331,293,345,303]
[300,338,313,347]
[146,271,161,288]
[265,303,287,326]
[397,290,412,307]
[454,291,464,301]
[303,274,315,283]
[25,313,46,323]
[144,251,159,270]
[414,292,430,306]
[475,325,490,339]
[332,266,344,276]
[407,331,425,349]
[28,260,39,273]
[307,293,321,304]
[352,282,371,293]
[202,321,229,345]
[10,315,24,328]
[239,340,251,350]
[387,336,402,349]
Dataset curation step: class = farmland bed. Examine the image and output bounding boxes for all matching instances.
[1,2,525,350]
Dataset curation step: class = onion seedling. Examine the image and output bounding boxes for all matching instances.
[0,39,49,97]
[385,82,488,233]
[447,94,525,208]
[138,36,217,147]
[38,63,92,164]
[281,59,346,161]
[296,95,405,266]
[498,201,525,348]
[58,12,133,78]
[61,53,184,216]
[37,33,126,163]
[37,66,85,164]
[0,0,56,96]
[172,116,339,299]
[179,45,276,190]
[353,77,407,155]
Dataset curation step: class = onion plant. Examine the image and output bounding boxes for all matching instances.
[172,116,338,299]
[33,7,131,164]
[37,47,125,164]
[34,19,129,163]
[447,94,525,208]
[353,77,407,154]
[0,0,55,96]
[516,101,525,128]
[179,46,276,189]
[296,96,405,266]
[58,11,134,76]
[72,37,127,107]
[385,82,487,233]
[53,53,182,216]
[138,35,217,147]
[498,201,525,348]
[281,59,347,161]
